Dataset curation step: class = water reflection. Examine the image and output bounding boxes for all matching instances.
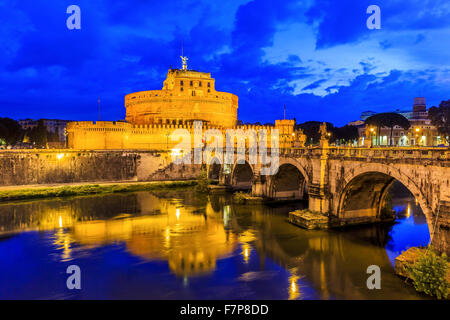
[0,189,430,299]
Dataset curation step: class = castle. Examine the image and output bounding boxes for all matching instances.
[67,58,299,150]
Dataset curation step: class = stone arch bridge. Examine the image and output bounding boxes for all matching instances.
[212,146,450,255]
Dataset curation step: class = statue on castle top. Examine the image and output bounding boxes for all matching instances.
[180,56,188,70]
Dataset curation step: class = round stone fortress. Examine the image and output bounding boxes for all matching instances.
[67,58,285,150]
[125,68,238,128]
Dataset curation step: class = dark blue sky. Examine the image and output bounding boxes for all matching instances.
[0,0,449,126]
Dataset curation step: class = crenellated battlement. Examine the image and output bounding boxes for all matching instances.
[66,120,280,150]
[68,121,276,133]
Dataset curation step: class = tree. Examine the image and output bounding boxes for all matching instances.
[428,100,450,144]
[295,121,334,145]
[28,119,48,148]
[0,117,23,146]
[333,125,359,145]
[365,113,410,146]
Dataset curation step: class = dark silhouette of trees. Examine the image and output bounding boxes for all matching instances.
[0,117,23,146]
[365,113,410,146]
[333,125,359,145]
[295,121,334,145]
[27,119,48,148]
[428,100,450,143]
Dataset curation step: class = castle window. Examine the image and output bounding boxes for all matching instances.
[192,91,196,96]
[207,82,210,87]
[180,80,184,86]
[180,87,183,91]
[199,81,202,87]
[190,81,193,86]
[208,89,210,93]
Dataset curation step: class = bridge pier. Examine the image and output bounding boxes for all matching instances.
[251,168,266,198]
[431,201,450,255]
[307,183,331,214]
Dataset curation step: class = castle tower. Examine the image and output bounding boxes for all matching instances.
[125,57,238,128]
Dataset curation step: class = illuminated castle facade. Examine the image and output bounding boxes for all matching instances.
[125,68,238,128]
[67,58,298,150]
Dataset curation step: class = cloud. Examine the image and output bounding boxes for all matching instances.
[0,0,448,127]
[302,79,326,91]
[306,0,450,48]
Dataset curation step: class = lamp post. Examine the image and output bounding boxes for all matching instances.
[415,127,421,147]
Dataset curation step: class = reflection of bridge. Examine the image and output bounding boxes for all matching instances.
[215,146,450,254]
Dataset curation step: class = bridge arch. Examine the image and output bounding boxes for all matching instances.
[231,160,254,190]
[267,160,308,200]
[277,157,310,184]
[335,163,432,229]
[208,157,221,180]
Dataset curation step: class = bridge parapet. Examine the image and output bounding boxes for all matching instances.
[280,147,449,163]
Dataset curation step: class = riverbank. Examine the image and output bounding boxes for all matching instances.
[0,180,197,202]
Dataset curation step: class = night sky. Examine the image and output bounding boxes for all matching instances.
[0,0,449,126]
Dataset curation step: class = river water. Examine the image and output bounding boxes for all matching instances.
[0,188,430,299]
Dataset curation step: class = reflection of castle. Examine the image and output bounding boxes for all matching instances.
[67,58,302,150]
[59,194,237,276]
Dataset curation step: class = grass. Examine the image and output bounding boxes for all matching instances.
[0,180,197,202]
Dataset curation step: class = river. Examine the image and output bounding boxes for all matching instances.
[0,187,430,299]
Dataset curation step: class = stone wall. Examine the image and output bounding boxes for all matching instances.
[0,150,202,186]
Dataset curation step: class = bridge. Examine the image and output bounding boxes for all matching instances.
[214,146,450,255]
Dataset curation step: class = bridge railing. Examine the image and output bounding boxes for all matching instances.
[280,146,449,161]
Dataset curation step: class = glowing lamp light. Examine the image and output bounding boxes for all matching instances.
[242,244,251,263]
[291,281,297,293]
[171,148,182,158]
[56,153,64,160]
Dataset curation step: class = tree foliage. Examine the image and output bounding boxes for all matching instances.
[408,249,449,299]
[296,121,359,145]
[365,112,410,145]
[333,125,359,145]
[27,119,48,148]
[195,169,210,193]
[296,121,334,145]
[428,100,450,141]
[0,117,23,146]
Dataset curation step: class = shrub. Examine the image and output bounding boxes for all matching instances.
[408,248,449,299]
[233,191,247,204]
[195,170,210,193]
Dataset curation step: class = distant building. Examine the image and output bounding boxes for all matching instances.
[18,119,38,130]
[19,118,71,142]
[358,97,443,147]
